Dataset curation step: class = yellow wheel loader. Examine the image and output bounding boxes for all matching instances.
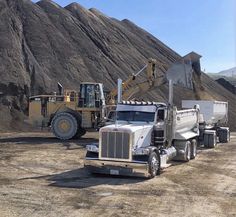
[28,58,169,140]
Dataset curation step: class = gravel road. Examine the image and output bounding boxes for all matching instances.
[0,132,235,217]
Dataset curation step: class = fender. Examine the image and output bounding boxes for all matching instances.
[49,107,82,126]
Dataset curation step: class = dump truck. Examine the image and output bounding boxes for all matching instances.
[182,100,230,148]
[84,82,230,178]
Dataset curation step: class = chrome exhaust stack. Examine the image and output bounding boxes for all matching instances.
[117,78,122,103]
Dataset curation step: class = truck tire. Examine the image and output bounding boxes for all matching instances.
[218,128,230,143]
[184,141,191,162]
[204,133,216,148]
[51,112,78,140]
[190,139,197,159]
[173,140,191,162]
[148,151,160,178]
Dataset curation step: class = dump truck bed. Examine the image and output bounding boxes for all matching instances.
[182,100,228,125]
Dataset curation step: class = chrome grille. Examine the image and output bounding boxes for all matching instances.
[101,131,130,160]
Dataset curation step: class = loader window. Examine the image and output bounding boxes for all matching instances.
[79,84,99,108]
[94,84,101,108]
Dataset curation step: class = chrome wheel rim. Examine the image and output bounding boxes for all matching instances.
[193,144,196,157]
[187,144,191,160]
[151,156,158,174]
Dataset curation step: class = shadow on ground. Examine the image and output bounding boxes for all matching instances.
[50,170,146,188]
[0,136,98,148]
[19,167,146,188]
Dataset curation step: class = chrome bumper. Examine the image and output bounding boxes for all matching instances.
[84,158,149,178]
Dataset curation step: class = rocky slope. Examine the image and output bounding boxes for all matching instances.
[0,0,235,131]
[216,77,236,95]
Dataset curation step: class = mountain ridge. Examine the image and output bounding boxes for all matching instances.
[218,67,236,77]
[0,0,235,131]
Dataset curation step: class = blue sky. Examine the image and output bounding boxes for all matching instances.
[33,0,236,73]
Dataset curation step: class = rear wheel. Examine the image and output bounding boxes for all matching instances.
[148,151,160,178]
[218,128,230,143]
[190,139,197,159]
[51,112,78,140]
[173,140,191,161]
[184,141,191,162]
[204,133,216,148]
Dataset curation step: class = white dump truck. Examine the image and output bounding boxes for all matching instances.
[84,83,230,178]
[85,102,201,177]
[182,100,230,148]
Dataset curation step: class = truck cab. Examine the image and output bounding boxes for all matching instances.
[84,100,202,178]
[84,101,176,178]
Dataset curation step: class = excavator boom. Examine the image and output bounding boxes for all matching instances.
[106,58,169,104]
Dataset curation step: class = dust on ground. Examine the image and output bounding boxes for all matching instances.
[0,131,235,217]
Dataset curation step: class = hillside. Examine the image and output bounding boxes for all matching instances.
[219,67,236,77]
[208,70,236,95]
[0,0,235,131]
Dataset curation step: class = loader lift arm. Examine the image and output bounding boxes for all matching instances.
[106,58,170,104]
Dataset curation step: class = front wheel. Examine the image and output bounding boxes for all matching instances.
[73,127,87,139]
[51,112,78,140]
[148,151,160,178]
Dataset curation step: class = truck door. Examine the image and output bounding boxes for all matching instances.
[154,108,167,146]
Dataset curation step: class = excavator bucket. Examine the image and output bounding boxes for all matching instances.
[166,52,202,90]
[166,63,193,89]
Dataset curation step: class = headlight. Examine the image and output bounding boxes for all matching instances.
[133,147,150,155]
[86,144,99,153]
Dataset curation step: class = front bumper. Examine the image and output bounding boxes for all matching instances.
[84,158,149,178]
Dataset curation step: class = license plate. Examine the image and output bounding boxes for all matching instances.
[110,169,119,175]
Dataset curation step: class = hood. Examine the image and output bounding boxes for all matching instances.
[100,122,153,149]
[100,122,153,133]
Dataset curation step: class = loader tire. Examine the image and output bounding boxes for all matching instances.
[51,112,78,140]
[190,139,197,159]
[148,151,160,178]
[73,127,86,139]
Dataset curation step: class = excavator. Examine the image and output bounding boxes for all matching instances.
[28,58,170,140]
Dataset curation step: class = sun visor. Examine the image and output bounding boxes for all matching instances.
[116,104,157,113]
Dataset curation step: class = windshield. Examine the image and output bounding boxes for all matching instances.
[117,111,155,122]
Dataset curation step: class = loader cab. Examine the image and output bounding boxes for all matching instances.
[78,82,105,108]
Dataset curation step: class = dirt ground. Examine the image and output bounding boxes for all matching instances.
[0,131,235,217]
